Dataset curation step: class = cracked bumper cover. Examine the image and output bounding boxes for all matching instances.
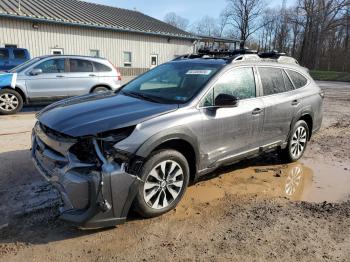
[31,123,141,228]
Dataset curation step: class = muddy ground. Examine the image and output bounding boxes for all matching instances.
[0,81,349,261]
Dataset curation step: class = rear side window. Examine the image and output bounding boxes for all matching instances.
[286,69,308,88]
[213,67,256,100]
[0,49,9,61]
[259,67,289,95]
[93,62,112,72]
[13,49,26,59]
[34,58,65,73]
[69,59,93,72]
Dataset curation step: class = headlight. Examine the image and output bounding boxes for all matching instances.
[97,126,136,162]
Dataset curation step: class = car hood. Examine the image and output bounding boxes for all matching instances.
[37,92,178,137]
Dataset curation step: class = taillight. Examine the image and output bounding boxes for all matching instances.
[108,60,122,81]
[116,69,122,81]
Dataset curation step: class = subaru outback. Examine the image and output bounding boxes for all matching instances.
[31,51,323,228]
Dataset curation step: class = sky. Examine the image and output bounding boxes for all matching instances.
[86,0,295,24]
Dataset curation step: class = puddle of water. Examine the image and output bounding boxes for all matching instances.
[300,159,350,203]
[176,160,350,215]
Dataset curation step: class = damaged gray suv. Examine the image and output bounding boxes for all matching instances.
[31,51,323,228]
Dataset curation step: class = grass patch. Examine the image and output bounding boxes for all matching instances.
[310,70,350,82]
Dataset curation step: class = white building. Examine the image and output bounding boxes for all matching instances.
[0,0,197,77]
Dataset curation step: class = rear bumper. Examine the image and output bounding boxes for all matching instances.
[31,123,140,228]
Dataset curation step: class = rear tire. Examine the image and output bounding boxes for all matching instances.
[280,120,309,162]
[92,86,110,93]
[0,89,23,115]
[134,149,190,218]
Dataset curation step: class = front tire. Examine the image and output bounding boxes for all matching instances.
[92,86,110,93]
[134,149,190,218]
[281,120,309,162]
[0,89,23,115]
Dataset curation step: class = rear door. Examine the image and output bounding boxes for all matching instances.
[257,66,299,146]
[25,58,69,101]
[65,58,99,96]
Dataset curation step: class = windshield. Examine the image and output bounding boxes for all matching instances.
[121,62,223,104]
[9,57,42,73]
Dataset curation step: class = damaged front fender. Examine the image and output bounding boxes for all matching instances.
[31,122,143,228]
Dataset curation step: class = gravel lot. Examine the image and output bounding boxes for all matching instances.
[0,81,349,261]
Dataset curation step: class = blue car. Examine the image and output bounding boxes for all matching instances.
[0,48,30,71]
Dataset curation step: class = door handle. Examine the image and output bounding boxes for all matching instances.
[291,99,300,106]
[56,75,64,78]
[89,74,97,77]
[252,108,263,115]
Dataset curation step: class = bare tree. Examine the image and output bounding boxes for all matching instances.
[190,16,220,36]
[218,10,230,37]
[164,12,189,31]
[226,0,266,48]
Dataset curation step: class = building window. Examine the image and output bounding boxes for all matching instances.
[90,49,100,57]
[51,48,63,55]
[123,51,132,67]
[150,54,158,69]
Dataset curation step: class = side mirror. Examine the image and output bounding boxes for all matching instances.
[30,68,43,76]
[215,94,239,107]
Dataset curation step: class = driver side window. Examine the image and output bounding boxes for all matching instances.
[34,58,65,74]
[201,67,256,107]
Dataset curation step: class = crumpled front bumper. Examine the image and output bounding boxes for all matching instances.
[31,122,140,228]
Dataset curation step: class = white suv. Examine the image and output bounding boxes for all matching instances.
[0,55,122,114]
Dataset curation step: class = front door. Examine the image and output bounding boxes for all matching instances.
[26,58,69,101]
[199,67,265,166]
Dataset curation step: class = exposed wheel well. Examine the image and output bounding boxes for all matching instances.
[15,87,27,103]
[90,85,112,93]
[153,139,197,182]
[299,114,313,140]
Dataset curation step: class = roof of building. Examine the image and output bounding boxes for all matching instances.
[0,0,197,40]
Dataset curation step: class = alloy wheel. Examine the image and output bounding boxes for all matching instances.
[290,126,307,159]
[285,166,303,196]
[0,93,19,112]
[143,160,184,210]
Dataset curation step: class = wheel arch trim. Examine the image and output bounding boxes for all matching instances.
[135,128,200,178]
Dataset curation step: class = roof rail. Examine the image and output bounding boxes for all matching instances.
[173,49,299,65]
[197,48,258,56]
[232,54,261,62]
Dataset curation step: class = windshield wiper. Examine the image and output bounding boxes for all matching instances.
[122,91,163,103]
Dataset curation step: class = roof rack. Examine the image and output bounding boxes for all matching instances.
[173,49,259,62]
[198,48,258,56]
[258,50,286,59]
[173,49,299,64]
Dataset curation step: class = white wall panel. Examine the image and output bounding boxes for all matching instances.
[0,17,194,68]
